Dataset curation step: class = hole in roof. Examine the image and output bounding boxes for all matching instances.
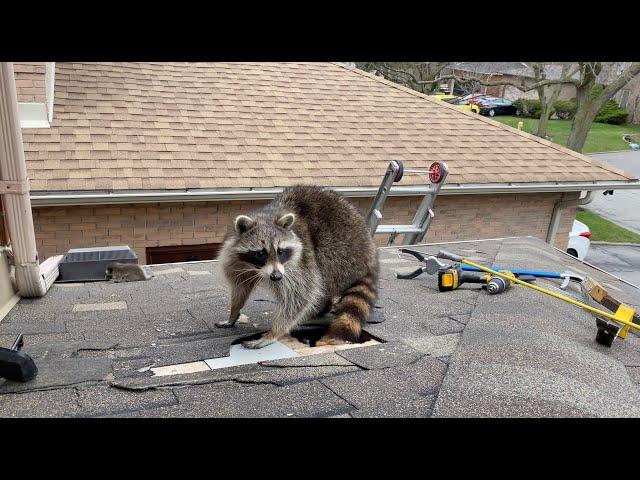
[150,325,383,376]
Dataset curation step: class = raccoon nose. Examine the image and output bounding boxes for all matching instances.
[270,271,283,282]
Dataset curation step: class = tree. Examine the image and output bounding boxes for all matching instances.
[566,62,640,152]
[363,62,640,153]
[532,63,572,139]
[355,62,451,94]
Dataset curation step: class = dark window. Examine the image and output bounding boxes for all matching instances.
[146,243,222,265]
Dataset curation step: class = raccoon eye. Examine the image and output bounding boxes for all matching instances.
[254,249,268,260]
[277,247,292,262]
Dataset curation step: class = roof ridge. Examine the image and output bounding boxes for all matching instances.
[330,62,637,182]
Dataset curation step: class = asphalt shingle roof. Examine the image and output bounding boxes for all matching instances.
[1,237,639,417]
[20,62,636,193]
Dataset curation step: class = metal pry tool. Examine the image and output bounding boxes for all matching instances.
[459,264,583,290]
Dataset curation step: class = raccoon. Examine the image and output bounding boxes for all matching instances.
[216,185,379,349]
[105,263,154,282]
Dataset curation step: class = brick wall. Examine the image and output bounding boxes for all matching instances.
[13,62,47,103]
[32,192,578,264]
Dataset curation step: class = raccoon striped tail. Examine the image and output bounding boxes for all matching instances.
[319,274,377,345]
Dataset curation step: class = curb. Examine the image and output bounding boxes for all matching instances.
[588,150,638,155]
[591,241,640,247]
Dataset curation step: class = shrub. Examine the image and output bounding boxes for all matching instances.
[513,99,555,119]
[517,91,628,125]
[553,99,577,120]
[595,99,628,125]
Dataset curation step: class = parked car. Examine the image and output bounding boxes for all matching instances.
[462,93,490,104]
[476,97,518,117]
[567,219,591,260]
[442,96,480,114]
[433,94,457,101]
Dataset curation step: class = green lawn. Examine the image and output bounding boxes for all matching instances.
[494,116,640,153]
[576,210,640,243]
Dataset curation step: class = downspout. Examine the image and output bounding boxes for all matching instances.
[546,191,595,245]
[0,62,60,297]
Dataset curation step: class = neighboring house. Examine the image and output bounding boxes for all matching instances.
[450,62,640,124]
[449,62,576,101]
[11,62,640,264]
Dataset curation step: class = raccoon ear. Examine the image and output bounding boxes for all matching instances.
[234,215,255,234]
[276,213,295,229]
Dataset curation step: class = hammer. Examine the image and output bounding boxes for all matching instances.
[0,334,38,382]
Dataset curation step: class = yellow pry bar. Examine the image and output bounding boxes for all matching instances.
[458,258,639,332]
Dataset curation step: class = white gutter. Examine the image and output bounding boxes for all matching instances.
[28,180,640,207]
[0,62,60,297]
[546,190,595,245]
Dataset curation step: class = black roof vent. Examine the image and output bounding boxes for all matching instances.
[57,246,138,282]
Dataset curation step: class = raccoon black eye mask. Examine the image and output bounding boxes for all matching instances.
[238,249,269,267]
[238,247,293,267]
[277,247,292,263]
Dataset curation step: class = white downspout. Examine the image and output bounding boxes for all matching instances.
[0,62,60,297]
[546,190,595,245]
[45,62,55,124]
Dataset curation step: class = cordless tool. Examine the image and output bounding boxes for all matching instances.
[395,248,534,293]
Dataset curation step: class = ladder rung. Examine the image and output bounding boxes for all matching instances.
[376,225,422,234]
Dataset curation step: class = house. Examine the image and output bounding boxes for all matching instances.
[7,62,640,264]
[448,62,576,101]
[450,62,640,124]
[3,62,640,418]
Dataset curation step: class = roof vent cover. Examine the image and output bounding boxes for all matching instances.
[57,246,138,282]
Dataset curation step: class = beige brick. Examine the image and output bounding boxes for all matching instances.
[33,193,574,264]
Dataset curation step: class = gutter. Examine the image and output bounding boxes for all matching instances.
[0,63,60,297]
[28,180,640,207]
[546,190,595,245]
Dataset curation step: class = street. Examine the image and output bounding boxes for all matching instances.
[586,151,640,234]
[581,151,640,304]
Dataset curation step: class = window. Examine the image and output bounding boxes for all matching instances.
[145,243,222,265]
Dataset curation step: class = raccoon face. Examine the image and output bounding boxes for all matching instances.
[231,212,302,282]
[105,266,113,280]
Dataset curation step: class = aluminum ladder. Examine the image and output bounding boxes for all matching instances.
[366,160,449,245]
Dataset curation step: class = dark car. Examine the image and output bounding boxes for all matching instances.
[476,97,518,117]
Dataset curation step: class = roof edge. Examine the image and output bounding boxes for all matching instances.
[30,180,640,206]
[330,63,638,182]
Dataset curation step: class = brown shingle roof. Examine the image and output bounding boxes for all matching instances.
[21,62,636,192]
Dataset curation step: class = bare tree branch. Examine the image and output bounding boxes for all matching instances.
[601,62,640,100]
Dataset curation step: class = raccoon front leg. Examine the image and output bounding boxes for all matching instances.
[242,288,323,349]
[215,280,256,328]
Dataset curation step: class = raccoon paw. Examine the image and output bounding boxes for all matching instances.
[214,320,236,328]
[242,337,276,349]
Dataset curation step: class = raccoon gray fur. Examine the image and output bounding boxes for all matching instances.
[105,263,154,282]
[216,185,379,349]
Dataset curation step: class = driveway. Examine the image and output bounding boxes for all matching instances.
[582,152,640,304]
[585,243,640,286]
[585,151,640,234]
